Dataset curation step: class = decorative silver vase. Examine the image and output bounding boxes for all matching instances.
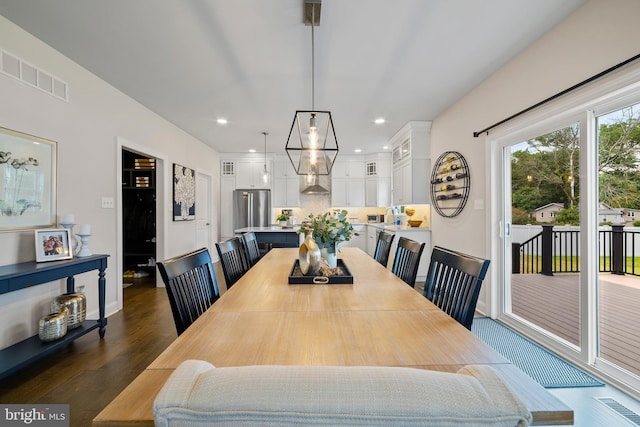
[299,232,321,276]
[52,292,86,329]
[39,307,68,342]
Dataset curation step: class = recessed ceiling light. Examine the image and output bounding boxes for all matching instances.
[354,149,362,153]
[383,145,389,150]
[374,118,385,124]
[249,149,256,153]
[217,118,228,125]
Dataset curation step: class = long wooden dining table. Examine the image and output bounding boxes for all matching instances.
[93,247,572,426]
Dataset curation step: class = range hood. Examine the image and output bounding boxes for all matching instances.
[301,173,329,195]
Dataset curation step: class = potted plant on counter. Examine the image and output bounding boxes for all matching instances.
[298,210,353,268]
[276,213,289,226]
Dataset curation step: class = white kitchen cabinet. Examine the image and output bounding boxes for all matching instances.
[392,158,429,205]
[331,159,365,179]
[331,157,365,207]
[332,178,364,207]
[366,225,377,257]
[273,177,299,207]
[366,176,391,207]
[273,160,300,207]
[235,161,272,189]
[390,122,431,205]
[365,153,391,207]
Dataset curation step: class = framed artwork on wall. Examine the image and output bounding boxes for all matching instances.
[34,228,72,262]
[0,126,57,230]
[173,163,195,221]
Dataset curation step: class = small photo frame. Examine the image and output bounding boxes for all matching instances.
[35,228,72,262]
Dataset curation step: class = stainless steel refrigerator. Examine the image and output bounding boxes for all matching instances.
[233,189,271,231]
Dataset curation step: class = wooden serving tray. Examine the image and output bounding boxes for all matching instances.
[288,259,353,284]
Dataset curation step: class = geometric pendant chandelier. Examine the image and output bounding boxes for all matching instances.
[286,0,339,177]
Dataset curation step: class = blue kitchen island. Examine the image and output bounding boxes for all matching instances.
[234,226,302,254]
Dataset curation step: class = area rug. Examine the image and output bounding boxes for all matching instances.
[471,317,604,388]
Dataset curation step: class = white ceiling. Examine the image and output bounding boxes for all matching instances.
[0,0,587,155]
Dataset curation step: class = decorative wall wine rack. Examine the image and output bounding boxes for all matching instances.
[430,151,470,218]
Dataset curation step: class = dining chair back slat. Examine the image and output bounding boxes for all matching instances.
[242,232,262,267]
[391,237,425,288]
[156,248,220,335]
[423,246,490,330]
[216,237,249,289]
[373,231,395,268]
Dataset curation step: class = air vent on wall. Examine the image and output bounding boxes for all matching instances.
[1,48,68,101]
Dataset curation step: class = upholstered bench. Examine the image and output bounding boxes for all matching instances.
[153,360,532,426]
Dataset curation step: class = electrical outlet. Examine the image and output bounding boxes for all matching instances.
[101,197,114,209]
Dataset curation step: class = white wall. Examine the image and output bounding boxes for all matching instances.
[0,16,220,349]
[429,0,640,312]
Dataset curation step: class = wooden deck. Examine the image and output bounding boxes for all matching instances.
[512,273,640,377]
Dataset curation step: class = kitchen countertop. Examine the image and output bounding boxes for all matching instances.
[234,226,301,233]
[366,223,431,232]
[235,224,430,234]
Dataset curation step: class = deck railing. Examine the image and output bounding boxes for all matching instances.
[513,224,640,276]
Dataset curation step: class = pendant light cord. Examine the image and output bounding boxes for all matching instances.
[311,4,315,111]
[263,132,268,165]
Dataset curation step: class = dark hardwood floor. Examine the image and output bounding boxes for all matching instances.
[0,277,177,427]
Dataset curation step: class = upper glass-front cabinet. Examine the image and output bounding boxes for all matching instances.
[392,138,411,165]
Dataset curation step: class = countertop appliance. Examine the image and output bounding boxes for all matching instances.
[367,214,384,223]
[233,189,271,231]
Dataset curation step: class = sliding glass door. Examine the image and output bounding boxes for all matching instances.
[595,103,640,379]
[502,124,582,350]
[493,79,640,394]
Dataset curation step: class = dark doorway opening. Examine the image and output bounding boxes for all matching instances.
[122,149,157,288]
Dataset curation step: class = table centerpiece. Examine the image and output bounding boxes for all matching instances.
[297,210,353,269]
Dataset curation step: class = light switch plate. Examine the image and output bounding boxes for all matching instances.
[474,199,484,210]
[102,197,114,209]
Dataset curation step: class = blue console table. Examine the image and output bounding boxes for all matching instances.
[0,254,109,379]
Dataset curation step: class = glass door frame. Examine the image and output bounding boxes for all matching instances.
[490,113,591,358]
[591,95,640,392]
[486,71,640,396]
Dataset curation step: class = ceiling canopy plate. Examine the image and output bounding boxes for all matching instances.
[304,0,321,26]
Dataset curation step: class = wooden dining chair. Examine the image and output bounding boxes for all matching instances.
[423,246,490,330]
[391,236,425,288]
[373,230,395,268]
[242,232,262,267]
[156,248,220,335]
[215,237,249,289]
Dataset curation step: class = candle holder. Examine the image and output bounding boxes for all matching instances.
[60,222,82,256]
[76,233,93,257]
